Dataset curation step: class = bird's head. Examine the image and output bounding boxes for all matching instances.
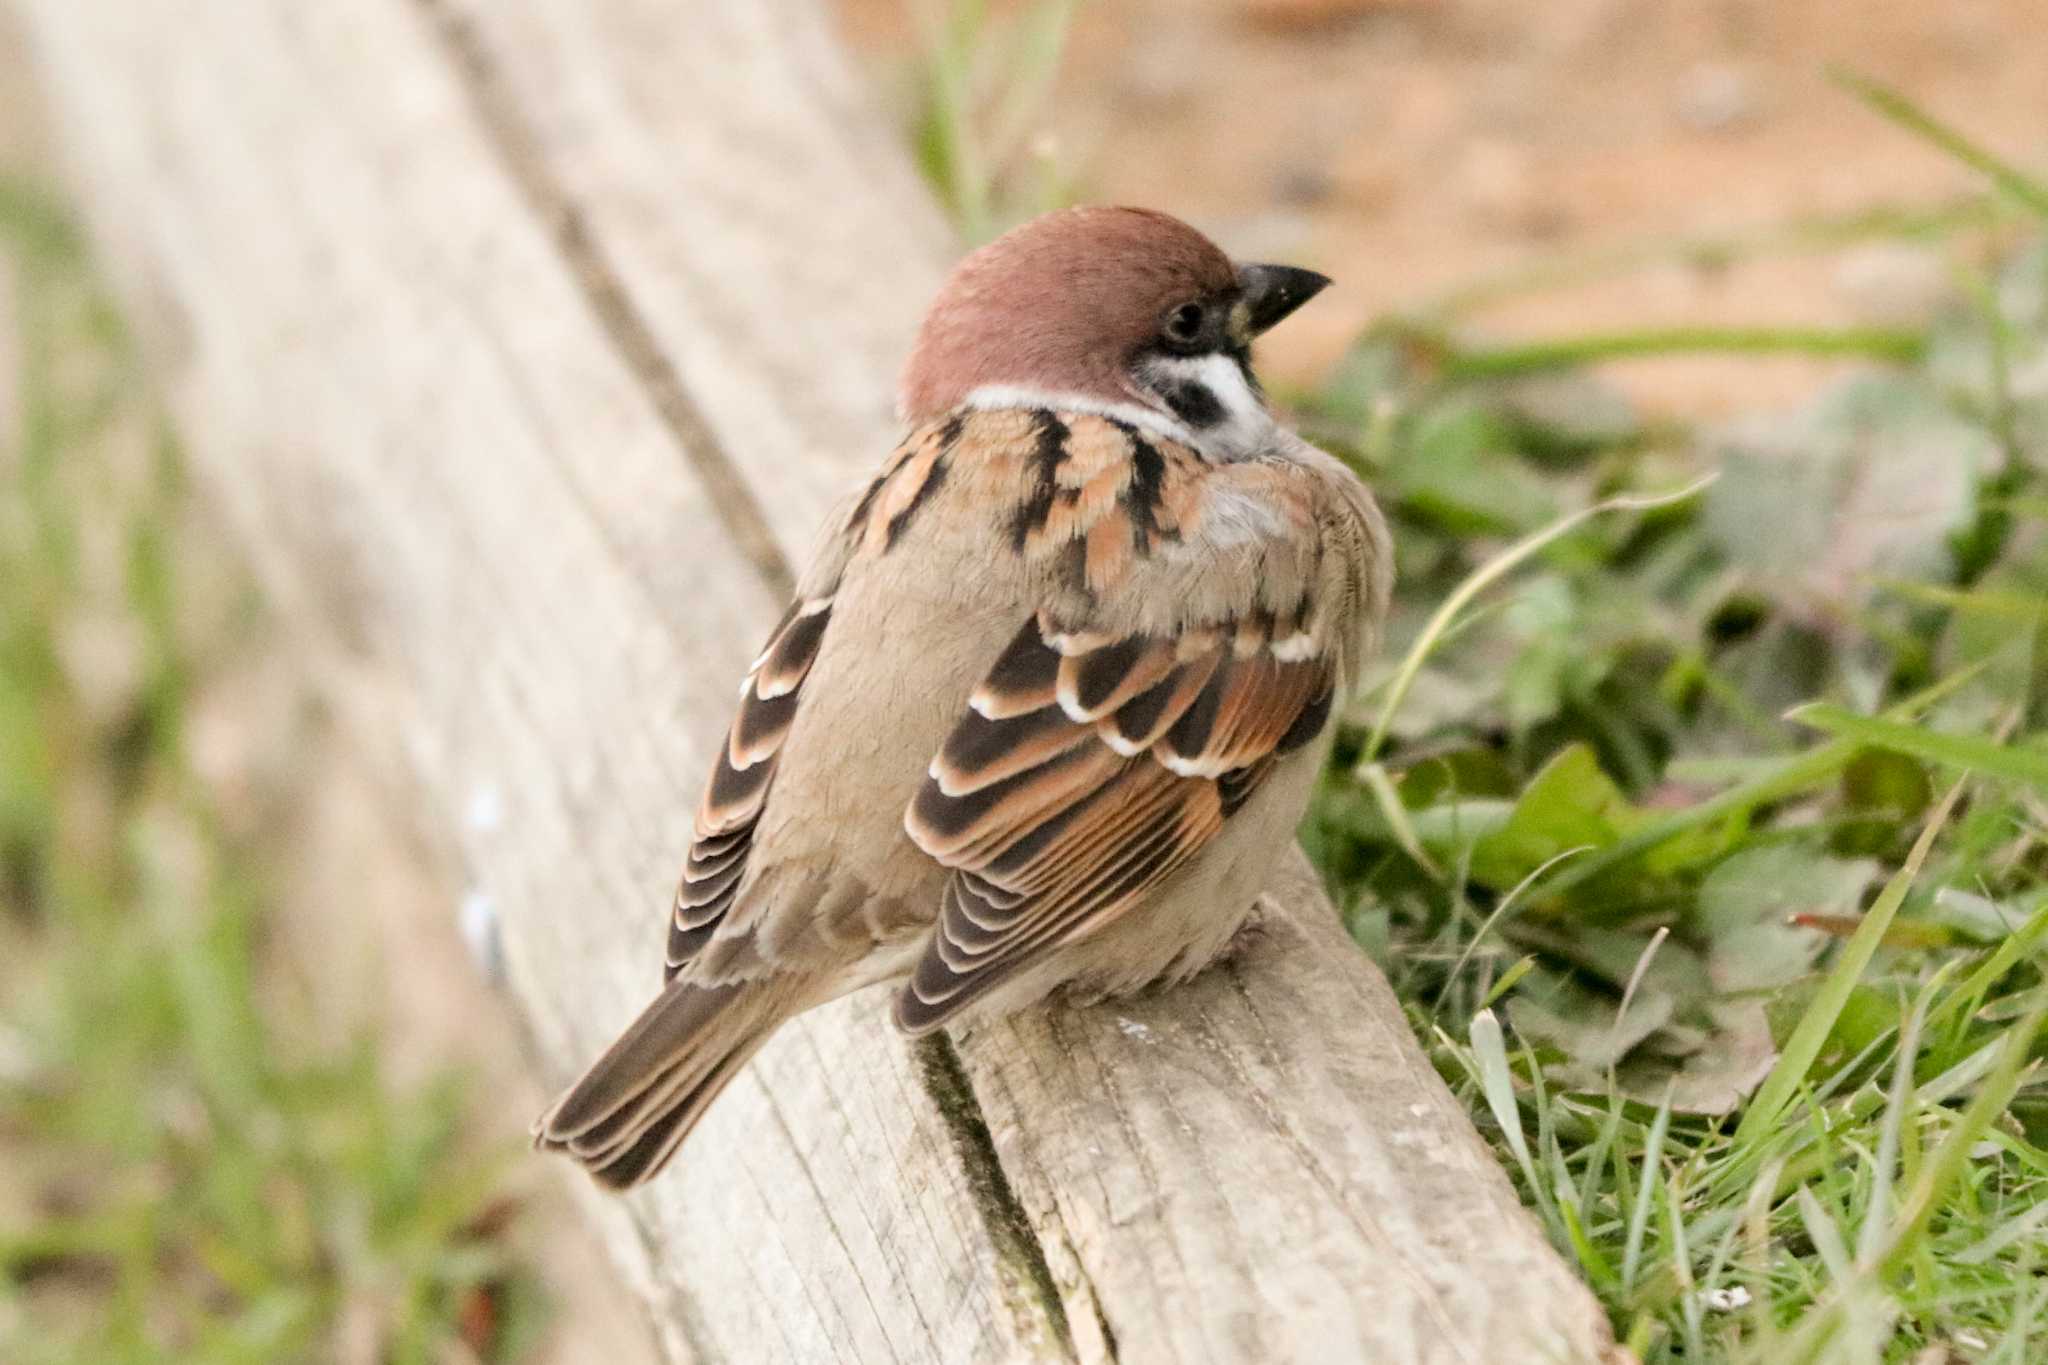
[898,206,1330,459]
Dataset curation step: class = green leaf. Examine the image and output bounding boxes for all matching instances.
[1333,791,1514,855]
[1541,658,1994,898]
[1699,846,1875,993]
[1389,400,1558,535]
[1788,703,2048,790]
[1470,744,1638,889]
[1508,973,1675,1073]
[1703,376,1995,611]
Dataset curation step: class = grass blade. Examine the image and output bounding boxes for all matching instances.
[1363,477,1715,760]
[1437,844,1590,1017]
[1469,1008,1552,1222]
[2028,600,2048,733]
[1855,980,1932,1267]
[1732,779,1966,1148]
[1622,1088,1674,1293]
[1557,1189,1617,1290]
[1877,1006,2046,1275]
[1925,900,2048,1036]
[1356,760,1441,879]
[1788,703,2048,790]
[1795,1188,1854,1284]
[1439,325,1925,380]
[1665,1171,1704,1358]
[1543,659,1993,898]
[1955,1201,2048,1267]
[1411,194,2001,320]
[1832,68,2048,217]
[1478,955,1538,1011]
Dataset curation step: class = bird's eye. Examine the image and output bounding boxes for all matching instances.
[1162,301,1208,350]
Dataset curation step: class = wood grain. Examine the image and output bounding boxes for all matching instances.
[11,0,1619,1360]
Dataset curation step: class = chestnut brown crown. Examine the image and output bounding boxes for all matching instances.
[898,206,1327,432]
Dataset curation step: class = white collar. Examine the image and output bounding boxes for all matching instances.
[955,384,1200,448]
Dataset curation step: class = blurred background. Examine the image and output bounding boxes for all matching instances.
[846,0,2048,408]
[4,1,2046,1361]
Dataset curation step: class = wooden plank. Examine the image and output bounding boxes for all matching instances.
[12,5,1036,1361]
[12,0,1621,1360]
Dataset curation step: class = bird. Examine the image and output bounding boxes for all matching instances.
[534,205,1392,1188]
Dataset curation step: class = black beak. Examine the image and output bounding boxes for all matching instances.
[1237,262,1332,335]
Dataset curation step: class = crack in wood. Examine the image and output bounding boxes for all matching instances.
[412,0,796,601]
[409,1,1100,1351]
[915,1035,1082,1361]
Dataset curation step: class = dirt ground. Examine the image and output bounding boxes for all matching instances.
[838,0,2048,414]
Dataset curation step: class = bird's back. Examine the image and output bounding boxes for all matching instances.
[675,404,1387,998]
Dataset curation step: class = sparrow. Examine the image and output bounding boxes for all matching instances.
[535,206,1392,1188]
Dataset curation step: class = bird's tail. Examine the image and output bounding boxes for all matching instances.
[533,977,784,1189]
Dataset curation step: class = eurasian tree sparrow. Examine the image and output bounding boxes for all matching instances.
[536,206,1392,1187]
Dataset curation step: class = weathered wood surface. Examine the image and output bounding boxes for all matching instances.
[12,0,1620,1360]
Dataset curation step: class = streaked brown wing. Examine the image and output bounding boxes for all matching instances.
[667,592,835,978]
[894,609,1335,1032]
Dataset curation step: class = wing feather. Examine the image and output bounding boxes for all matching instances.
[896,609,1336,1033]
[669,593,835,977]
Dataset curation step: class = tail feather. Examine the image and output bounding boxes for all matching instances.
[535,977,782,1189]
[568,1038,766,1188]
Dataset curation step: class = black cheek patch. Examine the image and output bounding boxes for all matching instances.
[1161,378,1226,429]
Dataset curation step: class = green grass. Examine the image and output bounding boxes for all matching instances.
[0,177,542,1364]
[1296,80,2048,1363]
[911,41,2048,1360]
[908,0,1081,241]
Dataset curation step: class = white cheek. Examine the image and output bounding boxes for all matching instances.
[1145,352,1275,460]
[1185,352,1259,417]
